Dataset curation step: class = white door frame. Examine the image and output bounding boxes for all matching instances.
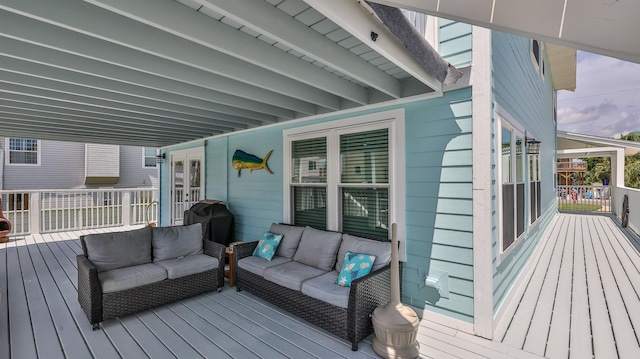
[170,147,205,225]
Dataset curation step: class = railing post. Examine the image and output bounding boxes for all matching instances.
[122,191,131,226]
[29,191,40,235]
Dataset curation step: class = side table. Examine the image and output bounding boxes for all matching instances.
[225,242,244,286]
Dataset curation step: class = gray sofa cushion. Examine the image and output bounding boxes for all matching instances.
[335,234,392,273]
[263,261,326,291]
[155,254,218,279]
[293,226,343,271]
[237,255,291,277]
[83,226,153,272]
[98,263,167,293]
[152,223,203,261]
[269,223,305,259]
[301,271,350,309]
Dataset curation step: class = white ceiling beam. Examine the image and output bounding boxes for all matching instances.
[0,37,311,117]
[0,93,239,132]
[87,0,371,105]
[0,108,211,139]
[0,71,264,127]
[0,6,340,111]
[177,0,403,100]
[305,0,442,92]
[0,58,275,124]
[0,100,224,134]
[0,83,247,132]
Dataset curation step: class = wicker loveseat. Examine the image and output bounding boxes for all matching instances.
[77,223,225,329]
[234,224,395,351]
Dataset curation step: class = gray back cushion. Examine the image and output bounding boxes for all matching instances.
[270,223,305,259]
[335,234,392,272]
[83,226,152,272]
[152,223,204,261]
[293,226,342,271]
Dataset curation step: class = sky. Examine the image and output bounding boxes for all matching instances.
[557,51,640,138]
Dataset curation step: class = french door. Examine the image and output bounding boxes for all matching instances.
[170,148,204,225]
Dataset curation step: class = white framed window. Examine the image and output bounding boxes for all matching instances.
[530,39,545,79]
[5,138,41,166]
[529,151,541,225]
[499,120,526,254]
[283,109,405,242]
[143,147,157,168]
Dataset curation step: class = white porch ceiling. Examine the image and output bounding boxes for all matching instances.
[0,0,441,147]
[372,0,640,65]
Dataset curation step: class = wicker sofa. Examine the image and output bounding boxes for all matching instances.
[77,223,225,329]
[234,224,395,351]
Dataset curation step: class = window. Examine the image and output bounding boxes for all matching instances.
[284,110,404,241]
[143,147,157,168]
[500,124,526,252]
[6,138,40,165]
[530,153,541,224]
[531,39,545,79]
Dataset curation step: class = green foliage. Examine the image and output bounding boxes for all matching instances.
[558,203,602,211]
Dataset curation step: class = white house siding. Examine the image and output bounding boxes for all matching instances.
[2,139,85,190]
[117,146,159,188]
[491,31,557,314]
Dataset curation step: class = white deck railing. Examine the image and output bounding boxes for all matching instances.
[0,188,158,236]
[557,185,612,212]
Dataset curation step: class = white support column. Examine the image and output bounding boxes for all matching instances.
[122,191,131,226]
[611,148,625,214]
[470,25,494,340]
[29,191,40,235]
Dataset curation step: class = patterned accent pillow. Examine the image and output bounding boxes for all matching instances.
[335,251,376,287]
[252,231,284,261]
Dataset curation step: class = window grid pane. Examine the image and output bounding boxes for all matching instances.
[9,138,38,164]
[292,137,327,184]
[341,187,388,239]
[340,129,389,184]
[293,187,327,229]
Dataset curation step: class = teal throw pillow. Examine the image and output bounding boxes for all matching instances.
[252,231,284,261]
[336,251,376,287]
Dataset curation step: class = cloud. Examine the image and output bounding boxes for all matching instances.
[557,51,640,137]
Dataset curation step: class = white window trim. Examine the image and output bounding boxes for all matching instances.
[497,111,526,262]
[142,147,157,168]
[283,109,406,259]
[4,138,41,166]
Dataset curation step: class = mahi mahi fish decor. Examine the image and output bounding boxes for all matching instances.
[232,149,273,177]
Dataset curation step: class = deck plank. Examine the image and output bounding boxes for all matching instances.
[522,214,571,355]
[118,315,178,359]
[544,214,575,359]
[502,215,567,349]
[582,216,618,358]
[567,216,593,359]
[591,216,640,358]
[135,310,206,359]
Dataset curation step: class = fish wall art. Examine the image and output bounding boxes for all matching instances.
[232,149,273,177]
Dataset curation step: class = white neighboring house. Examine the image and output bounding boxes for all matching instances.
[0,137,159,191]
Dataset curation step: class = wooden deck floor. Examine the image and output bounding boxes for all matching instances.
[0,226,573,358]
[495,213,640,359]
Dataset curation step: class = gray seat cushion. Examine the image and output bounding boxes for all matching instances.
[155,254,218,279]
[98,263,167,293]
[152,223,203,261]
[269,223,305,259]
[263,261,326,291]
[293,226,343,271]
[83,226,153,272]
[237,255,291,277]
[335,234,392,272]
[301,271,350,309]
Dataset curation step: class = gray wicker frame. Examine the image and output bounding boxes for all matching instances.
[78,237,226,329]
[233,241,397,351]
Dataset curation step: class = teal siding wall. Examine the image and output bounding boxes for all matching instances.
[439,20,472,68]
[492,31,557,313]
[160,89,476,323]
[403,89,474,323]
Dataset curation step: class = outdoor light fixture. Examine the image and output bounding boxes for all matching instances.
[156,152,166,164]
[370,31,378,41]
[526,137,541,154]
